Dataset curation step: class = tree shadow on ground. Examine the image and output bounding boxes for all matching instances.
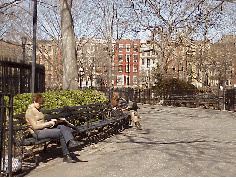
[117,128,236,176]
[15,124,128,177]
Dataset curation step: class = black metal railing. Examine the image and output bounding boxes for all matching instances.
[0,61,45,96]
[96,87,236,111]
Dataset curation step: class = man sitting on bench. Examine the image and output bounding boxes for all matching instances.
[25,93,82,163]
[111,92,141,130]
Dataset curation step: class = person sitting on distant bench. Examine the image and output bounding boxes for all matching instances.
[25,93,83,163]
[111,92,141,130]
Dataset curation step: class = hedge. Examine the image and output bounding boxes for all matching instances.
[8,89,108,115]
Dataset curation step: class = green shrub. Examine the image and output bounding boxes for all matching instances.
[13,89,108,115]
[153,78,198,96]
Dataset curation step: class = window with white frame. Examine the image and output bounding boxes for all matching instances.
[117,76,122,86]
[118,54,123,62]
[126,64,130,72]
[133,54,138,62]
[133,65,138,72]
[118,65,123,73]
[147,58,150,67]
[134,44,138,52]
[126,54,130,62]
[119,44,123,52]
[126,44,130,52]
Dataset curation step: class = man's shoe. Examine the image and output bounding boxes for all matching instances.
[68,140,84,148]
[63,154,76,163]
[135,121,142,130]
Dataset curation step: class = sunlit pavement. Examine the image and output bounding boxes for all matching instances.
[26,104,236,177]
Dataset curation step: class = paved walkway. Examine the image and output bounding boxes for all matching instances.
[25,105,236,177]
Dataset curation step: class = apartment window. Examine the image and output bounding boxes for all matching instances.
[134,44,138,52]
[118,65,123,73]
[126,76,130,85]
[48,46,52,52]
[141,51,144,56]
[117,76,122,86]
[126,54,130,62]
[126,64,130,72]
[133,65,138,72]
[119,44,123,52]
[133,54,138,62]
[118,55,123,62]
[147,51,150,56]
[126,44,130,52]
[147,58,150,68]
[142,59,145,65]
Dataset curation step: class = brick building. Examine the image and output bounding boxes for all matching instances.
[0,39,22,62]
[113,39,140,87]
[36,40,63,90]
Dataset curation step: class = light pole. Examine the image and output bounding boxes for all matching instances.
[31,0,37,93]
[20,36,27,93]
[21,36,27,63]
[78,67,84,89]
[148,66,151,88]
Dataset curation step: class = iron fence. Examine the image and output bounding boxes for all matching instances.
[0,61,45,96]
[96,87,236,111]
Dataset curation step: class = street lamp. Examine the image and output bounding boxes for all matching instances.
[20,36,27,94]
[31,0,37,93]
[78,67,84,89]
[21,36,27,63]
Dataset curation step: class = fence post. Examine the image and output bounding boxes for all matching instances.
[6,94,13,177]
[0,94,4,174]
[149,88,151,104]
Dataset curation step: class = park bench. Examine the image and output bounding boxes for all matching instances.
[165,94,219,109]
[13,102,128,166]
[195,94,219,109]
[165,95,197,107]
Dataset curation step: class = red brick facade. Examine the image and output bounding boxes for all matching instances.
[113,39,140,86]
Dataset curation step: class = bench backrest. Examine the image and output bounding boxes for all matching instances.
[13,102,111,129]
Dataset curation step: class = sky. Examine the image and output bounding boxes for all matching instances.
[1,0,235,44]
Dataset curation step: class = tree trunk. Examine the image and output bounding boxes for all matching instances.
[60,0,78,90]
